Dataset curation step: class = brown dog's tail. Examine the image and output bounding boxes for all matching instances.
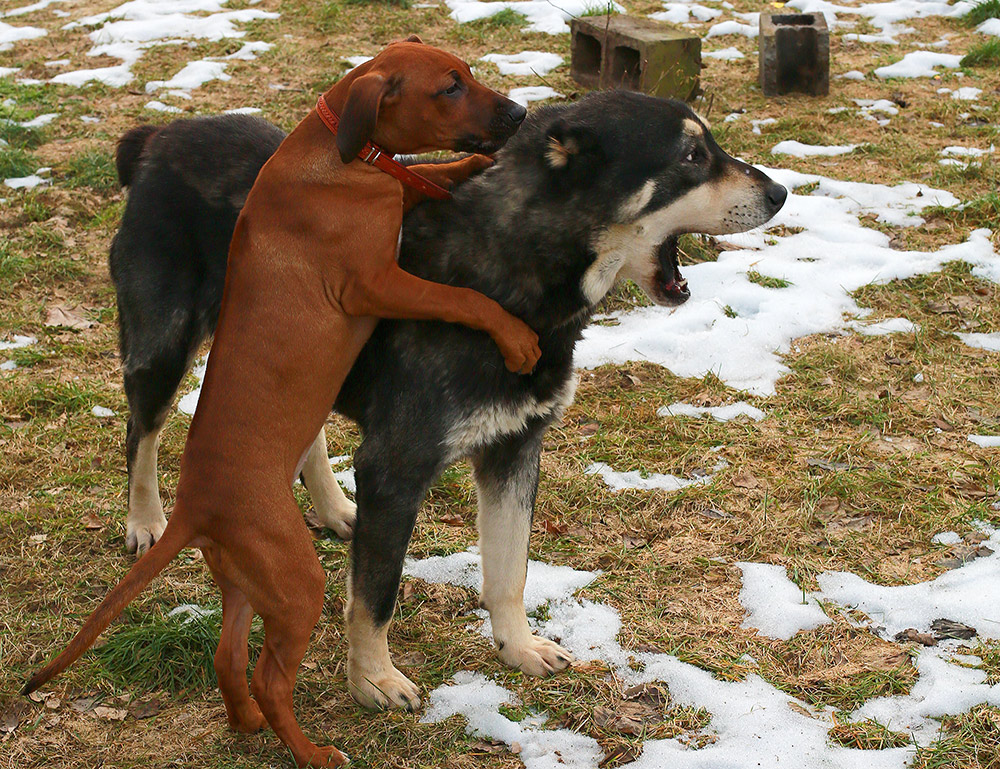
[115,124,160,188]
[22,517,193,696]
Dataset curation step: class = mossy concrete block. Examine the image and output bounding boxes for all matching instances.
[759,12,830,96]
[570,15,701,101]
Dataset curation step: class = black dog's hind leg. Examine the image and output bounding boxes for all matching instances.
[298,426,357,540]
[472,423,573,676]
[345,438,440,710]
[122,346,193,555]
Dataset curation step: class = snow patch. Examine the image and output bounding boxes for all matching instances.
[771,140,860,157]
[480,51,563,76]
[658,401,765,422]
[968,435,1000,448]
[738,562,832,639]
[955,332,1000,352]
[508,86,562,107]
[874,50,962,79]
[584,462,710,493]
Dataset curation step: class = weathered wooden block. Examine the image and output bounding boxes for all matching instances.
[758,12,830,96]
[570,15,700,101]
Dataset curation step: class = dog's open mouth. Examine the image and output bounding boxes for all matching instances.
[653,236,690,306]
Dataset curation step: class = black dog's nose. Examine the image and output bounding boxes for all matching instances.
[766,183,787,210]
[507,102,527,126]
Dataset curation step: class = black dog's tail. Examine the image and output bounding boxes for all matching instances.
[22,515,193,696]
[115,125,160,187]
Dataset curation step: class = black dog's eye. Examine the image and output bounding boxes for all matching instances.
[685,147,702,163]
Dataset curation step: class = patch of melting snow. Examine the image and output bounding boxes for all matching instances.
[0,66,21,77]
[51,0,277,88]
[508,86,562,108]
[874,50,962,78]
[771,140,861,157]
[4,172,50,189]
[932,531,962,545]
[702,46,744,60]
[145,100,183,113]
[343,55,372,68]
[2,0,68,17]
[752,117,776,134]
[706,19,759,37]
[652,2,723,23]
[838,69,866,80]
[0,20,46,51]
[738,563,832,639]
[146,59,230,92]
[176,357,207,415]
[576,167,997,395]
[413,540,1000,767]
[977,17,1000,35]
[954,331,1000,352]
[951,86,981,100]
[658,401,765,422]
[443,0,624,34]
[480,51,563,76]
[91,405,115,418]
[224,106,261,114]
[968,435,1000,448]
[584,462,711,493]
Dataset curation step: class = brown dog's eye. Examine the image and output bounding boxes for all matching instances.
[444,82,462,96]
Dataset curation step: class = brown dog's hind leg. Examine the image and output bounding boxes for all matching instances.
[239,516,347,767]
[206,551,266,734]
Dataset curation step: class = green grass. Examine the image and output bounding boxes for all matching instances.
[580,3,619,16]
[925,192,1000,232]
[96,606,263,692]
[471,8,526,26]
[0,147,38,179]
[830,719,912,750]
[747,270,792,289]
[64,148,117,192]
[961,38,1000,67]
[965,0,1000,25]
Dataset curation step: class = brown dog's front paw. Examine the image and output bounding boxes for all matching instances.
[463,153,494,176]
[493,317,540,375]
[304,746,350,768]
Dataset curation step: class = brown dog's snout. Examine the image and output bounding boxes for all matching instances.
[504,101,527,127]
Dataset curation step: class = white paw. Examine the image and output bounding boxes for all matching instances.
[348,663,421,711]
[316,499,356,541]
[498,635,573,677]
[126,511,167,556]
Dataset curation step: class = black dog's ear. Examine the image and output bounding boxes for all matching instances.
[545,118,600,170]
[405,34,424,43]
[337,73,390,163]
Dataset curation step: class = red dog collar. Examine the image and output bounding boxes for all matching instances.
[316,95,452,201]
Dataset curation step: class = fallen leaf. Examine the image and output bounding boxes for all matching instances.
[622,533,647,549]
[807,458,850,472]
[396,651,427,667]
[45,303,95,330]
[697,507,731,520]
[92,706,128,721]
[931,618,976,640]
[439,512,464,527]
[732,472,759,489]
[44,697,61,710]
[894,628,937,646]
[128,697,163,720]
[817,496,841,514]
[29,534,48,543]
[542,519,569,535]
[81,512,104,530]
[931,417,954,432]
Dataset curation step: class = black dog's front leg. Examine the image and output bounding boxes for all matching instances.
[346,439,437,711]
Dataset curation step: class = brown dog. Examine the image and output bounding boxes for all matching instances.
[24,39,539,767]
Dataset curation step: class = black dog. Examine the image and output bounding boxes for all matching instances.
[110,91,786,708]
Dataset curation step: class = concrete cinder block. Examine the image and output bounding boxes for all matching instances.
[570,15,700,101]
[758,12,830,96]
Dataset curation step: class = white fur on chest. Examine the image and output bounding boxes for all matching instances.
[445,375,578,456]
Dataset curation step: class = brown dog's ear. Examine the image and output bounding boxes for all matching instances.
[337,73,389,164]
[405,34,423,43]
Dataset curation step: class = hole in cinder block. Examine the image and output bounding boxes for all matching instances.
[575,33,602,77]
[610,45,641,89]
[775,26,820,92]
[772,13,816,25]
